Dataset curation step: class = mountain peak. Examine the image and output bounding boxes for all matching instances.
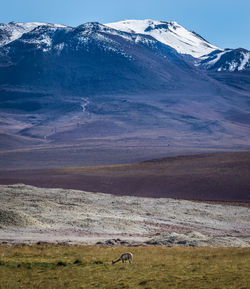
[0,21,68,47]
[75,22,107,32]
[105,19,221,58]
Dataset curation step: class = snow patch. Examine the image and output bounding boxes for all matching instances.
[238,52,250,71]
[228,61,238,72]
[202,50,229,66]
[81,98,89,113]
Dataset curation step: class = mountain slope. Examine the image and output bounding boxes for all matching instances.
[0,22,203,93]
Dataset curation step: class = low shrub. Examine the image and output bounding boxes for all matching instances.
[56,261,67,266]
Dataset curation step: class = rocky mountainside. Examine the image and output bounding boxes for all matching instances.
[0,20,249,152]
[199,48,250,72]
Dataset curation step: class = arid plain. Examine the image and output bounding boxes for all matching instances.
[1,150,250,202]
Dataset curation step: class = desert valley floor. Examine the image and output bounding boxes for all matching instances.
[0,150,249,246]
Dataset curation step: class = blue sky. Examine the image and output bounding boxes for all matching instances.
[2,0,250,50]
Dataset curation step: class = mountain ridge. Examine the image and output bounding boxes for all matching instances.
[1,19,249,72]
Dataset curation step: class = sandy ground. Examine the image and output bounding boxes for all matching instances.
[0,184,249,247]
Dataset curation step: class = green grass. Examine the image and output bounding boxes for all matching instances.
[0,245,249,289]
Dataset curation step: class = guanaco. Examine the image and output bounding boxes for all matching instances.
[112,252,133,264]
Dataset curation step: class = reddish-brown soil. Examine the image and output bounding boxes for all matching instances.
[0,151,250,202]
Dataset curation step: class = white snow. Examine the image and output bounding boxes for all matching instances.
[101,24,156,46]
[105,19,222,58]
[238,52,250,71]
[75,27,132,58]
[227,54,249,72]
[19,27,55,52]
[54,42,65,52]
[228,61,238,72]
[81,98,89,112]
[201,50,229,66]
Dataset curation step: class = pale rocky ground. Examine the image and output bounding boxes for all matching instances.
[0,184,249,247]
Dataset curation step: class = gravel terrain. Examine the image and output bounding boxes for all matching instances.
[0,184,249,246]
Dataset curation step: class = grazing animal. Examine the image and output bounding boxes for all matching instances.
[112,252,133,264]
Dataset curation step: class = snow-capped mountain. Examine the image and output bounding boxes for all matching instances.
[106,19,250,72]
[0,20,250,152]
[0,21,67,47]
[200,48,250,72]
[105,19,221,58]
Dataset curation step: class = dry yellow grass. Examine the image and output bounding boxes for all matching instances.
[0,245,249,289]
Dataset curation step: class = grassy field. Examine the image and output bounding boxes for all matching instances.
[0,245,249,289]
